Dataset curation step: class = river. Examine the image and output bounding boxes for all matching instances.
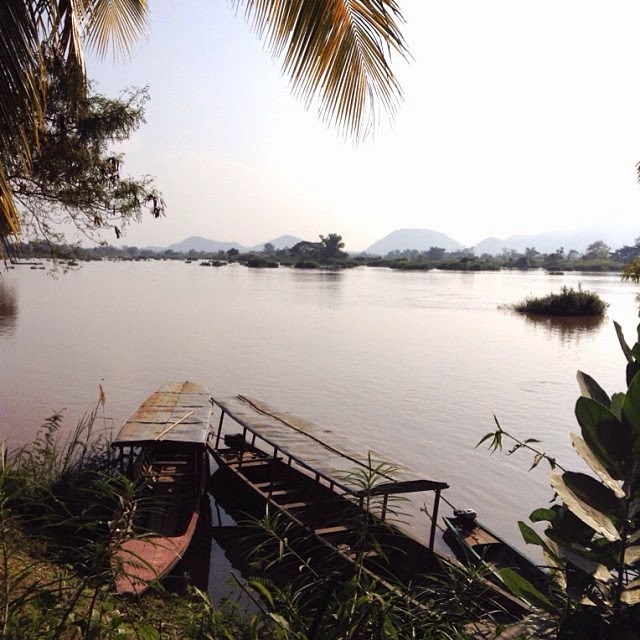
[1,260,638,555]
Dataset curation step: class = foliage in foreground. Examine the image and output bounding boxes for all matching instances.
[0,405,254,639]
[1,402,527,639]
[480,319,640,638]
[512,285,608,317]
[236,463,524,640]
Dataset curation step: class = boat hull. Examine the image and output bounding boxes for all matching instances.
[111,382,212,596]
[442,514,548,593]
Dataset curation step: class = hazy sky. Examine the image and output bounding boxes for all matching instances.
[90,0,640,251]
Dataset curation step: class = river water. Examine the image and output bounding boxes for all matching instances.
[1,261,638,554]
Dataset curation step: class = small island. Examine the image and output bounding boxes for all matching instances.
[512,285,608,316]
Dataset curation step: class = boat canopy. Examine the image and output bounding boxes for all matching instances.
[113,381,213,446]
[213,395,448,497]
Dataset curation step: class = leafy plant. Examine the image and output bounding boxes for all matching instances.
[512,285,608,317]
[479,320,640,638]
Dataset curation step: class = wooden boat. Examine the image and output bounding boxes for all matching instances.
[442,509,548,592]
[110,381,213,596]
[208,395,529,619]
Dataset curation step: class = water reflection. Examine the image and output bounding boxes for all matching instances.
[520,313,605,343]
[289,268,344,308]
[0,279,17,337]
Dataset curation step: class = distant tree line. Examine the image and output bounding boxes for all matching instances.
[12,236,640,274]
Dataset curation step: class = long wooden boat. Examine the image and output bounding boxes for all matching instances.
[208,395,530,620]
[443,509,549,593]
[110,381,213,596]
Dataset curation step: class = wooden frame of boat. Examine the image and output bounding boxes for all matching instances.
[443,511,549,593]
[208,395,529,618]
[110,381,213,596]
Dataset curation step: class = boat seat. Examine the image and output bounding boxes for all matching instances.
[254,480,286,489]
[232,458,276,468]
[314,525,351,537]
[281,501,311,510]
[269,488,301,497]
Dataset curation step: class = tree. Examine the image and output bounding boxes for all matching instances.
[319,233,346,260]
[3,54,164,251]
[0,0,149,259]
[584,240,611,261]
[612,238,640,263]
[426,246,446,260]
[1,1,408,257]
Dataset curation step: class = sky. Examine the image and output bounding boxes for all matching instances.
[88,0,640,252]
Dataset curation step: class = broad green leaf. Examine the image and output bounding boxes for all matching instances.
[575,397,630,479]
[615,320,634,364]
[621,577,640,604]
[550,472,621,541]
[611,393,625,420]
[570,433,625,498]
[624,544,640,565]
[545,527,610,565]
[563,471,623,520]
[529,508,556,523]
[621,370,640,476]
[519,520,546,547]
[546,530,614,580]
[577,370,611,407]
[497,567,555,613]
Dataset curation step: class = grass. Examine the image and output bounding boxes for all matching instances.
[512,285,608,317]
[2,403,549,639]
[0,405,256,639]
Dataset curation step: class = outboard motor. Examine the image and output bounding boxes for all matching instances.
[224,433,246,449]
[453,508,478,530]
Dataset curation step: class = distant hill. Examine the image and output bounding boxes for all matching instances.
[472,228,640,256]
[150,226,640,257]
[168,236,243,253]
[166,234,303,253]
[365,229,464,255]
[247,235,302,251]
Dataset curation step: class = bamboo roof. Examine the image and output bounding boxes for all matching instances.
[113,381,213,445]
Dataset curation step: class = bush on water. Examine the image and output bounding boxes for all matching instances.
[512,285,608,316]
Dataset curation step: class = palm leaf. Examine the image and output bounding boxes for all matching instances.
[85,0,149,59]
[234,0,408,140]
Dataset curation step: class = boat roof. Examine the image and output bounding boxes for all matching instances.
[113,381,212,445]
[213,395,448,496]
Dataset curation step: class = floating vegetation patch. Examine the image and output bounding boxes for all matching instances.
[512,285,608,317]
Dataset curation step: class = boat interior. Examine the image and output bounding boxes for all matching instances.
[213,438,442,583]
[130,443,203,538]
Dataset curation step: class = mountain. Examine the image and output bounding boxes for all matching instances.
[472,228,640,256]
[168,236,244,253]
[167,234,303,253]
[247,235,302,251]
[364,229,464,255]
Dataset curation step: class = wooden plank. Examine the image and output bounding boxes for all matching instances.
[315,525,351,536]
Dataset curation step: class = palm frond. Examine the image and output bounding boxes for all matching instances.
[234,0,408,141]
[0,0,46,158]
[0,167,21,241]
[85,0,149,59]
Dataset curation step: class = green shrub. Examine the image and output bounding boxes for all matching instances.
[512,285,608,316]
[294,260,320,269]
[246,257,279,268]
